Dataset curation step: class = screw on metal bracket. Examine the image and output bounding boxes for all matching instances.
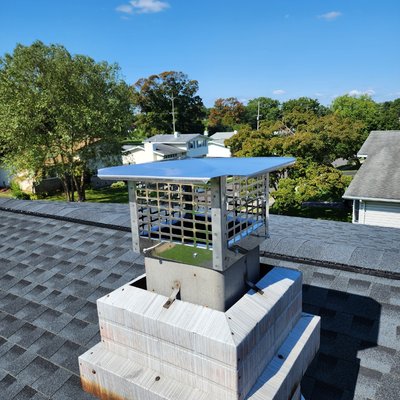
[163,281,181,309]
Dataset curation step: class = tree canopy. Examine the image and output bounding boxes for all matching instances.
[331,94,379,133]
[0,41,133,201]
[244,97,281,129]
[282,97,329,117]
[207,97,246,133]
[226,112,366,165]
[377,99,400,130]
[271,161,352,214]
[132,71,205,136]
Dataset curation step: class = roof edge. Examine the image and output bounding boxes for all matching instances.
[342,195,400,203]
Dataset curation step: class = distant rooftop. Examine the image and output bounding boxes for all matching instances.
[144,133,204,144]
[154,143,186,155]
[98,157,295,183]
[209,131,237,145]
[343,131,400,202]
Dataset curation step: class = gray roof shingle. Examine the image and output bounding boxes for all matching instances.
[0,198,399,399]
[209,131,236,145]
[144,133,203,144]
[343,131,400,201]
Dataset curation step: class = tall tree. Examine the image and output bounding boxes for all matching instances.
[208,97,246,133]
[271,161,351,214]
[0,41,133,201]
[245,97,281,129]
[377,99,400,130]
[133,71,205,136]
[227,113,366,165]
[282,97,328,117]
[331,94,379,132]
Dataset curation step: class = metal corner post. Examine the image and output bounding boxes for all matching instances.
[210,177,228,271]
[128,181,141,253]
[264,173,270,238]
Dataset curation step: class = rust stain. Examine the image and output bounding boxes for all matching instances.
[81,377,127,400]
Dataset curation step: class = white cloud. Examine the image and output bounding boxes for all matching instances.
[348,89,375,97]
[273,89,286,95]
[116,0,170,15]
[318,11,342,21]
[116,4,134,13]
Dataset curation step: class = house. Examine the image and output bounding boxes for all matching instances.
[206,131,237,157]
[343,130,400,228]
[0,198,399,399]
[1,139,123,193]
[122,132,208,165]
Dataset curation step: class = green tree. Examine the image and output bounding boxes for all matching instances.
[331,94,379,132]
[227,113,365,165]
[133,71,205,136]
[208,97,246,133]
[245,97,281,129]
[377,99,400,130]
[281,110,317,132]
[282,97,328,117]
[271,162,351,214]
[0,41,132,201]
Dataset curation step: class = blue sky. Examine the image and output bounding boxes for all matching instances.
[1,0,399,106]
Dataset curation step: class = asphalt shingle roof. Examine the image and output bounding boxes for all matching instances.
[154,143,186,155]
[0,198,399,400]
[144,133,203,144]
[343,131,400,201]
[209,131,236,145]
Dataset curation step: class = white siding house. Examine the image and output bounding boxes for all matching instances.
[206,131,237,158]
[122,133,207,165]
[343,131,400,229]
[354,201,400,228]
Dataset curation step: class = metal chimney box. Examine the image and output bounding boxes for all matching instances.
[79,157,321,400]
[98,157,294,311]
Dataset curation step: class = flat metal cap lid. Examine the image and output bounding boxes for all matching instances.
[98,157,295,183]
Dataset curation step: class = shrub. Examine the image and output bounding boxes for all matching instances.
[10,181,31,200]
[110,181,126,189]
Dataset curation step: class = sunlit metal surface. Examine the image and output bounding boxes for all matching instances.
[98,157,295,183]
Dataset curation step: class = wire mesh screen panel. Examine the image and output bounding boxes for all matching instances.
[136,182,213,249]
[226,175,267,247]
[135,175,267,250]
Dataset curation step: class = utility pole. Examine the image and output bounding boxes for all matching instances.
[256,100,261,131]
[171,95,176,134]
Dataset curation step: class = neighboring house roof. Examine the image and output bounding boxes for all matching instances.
[121,145,143,154]
[357,130,400,157]
[122,144,186,157]
[209,131,237,145]
[153,143,186,156]
[208,141,227,148]
[122,144,136,151]
[0,198,399,399]
[343,131,400,202]
[144,133,204,144]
